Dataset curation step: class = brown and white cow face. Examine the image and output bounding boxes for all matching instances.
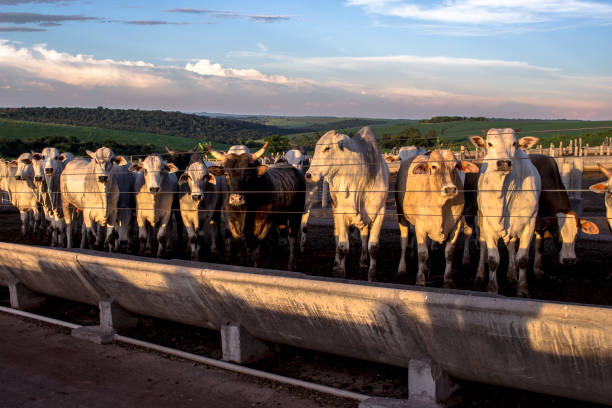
[589,163,612,233]
[557,211,599,264]
[12,153,33,181]
[87,147,126,185]
[178,161,216,201]
[412,150,479,198]
[469,129,538,174]
[305,130,346,183]
[130,155,178,194]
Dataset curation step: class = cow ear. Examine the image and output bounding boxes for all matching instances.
[580,220,599,235]
[9,160,18,167]
[457,161,479,173]
[207,166,224,176]
[113,156,128,166]
[257,165,269,176]
[86,150,96,159]
[589,183,608,194]
[518,136,538,150]
[206,174,217,185]
[469,136,486,149]
[31,153,43,160]
[58,154,68,162]
[178,173,189,185]
[166,163,179,173]
[21,158,32,164]
[412,162,429,174]
[597,163,612,178]
[129,162,143,173]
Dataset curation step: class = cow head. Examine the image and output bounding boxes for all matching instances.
[30,152,46,184]
[87,147,127,184]
[412,149,479,198]
[165,145,201,176]
[130,154,178,194]
[469,129,538,174]
[178,161,216,202]
[557,211,599,265]
[207,142,268,207]
[285,149,305,171]
[589,163,612,195]
[305,130,347,183]
[13,153,33,181]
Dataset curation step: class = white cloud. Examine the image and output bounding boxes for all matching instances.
[257,42,268,52]
[0,39,610,120]
[346,0,612,25]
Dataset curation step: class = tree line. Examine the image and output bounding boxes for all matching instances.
[419,116,488,124]
[0,107,294,146]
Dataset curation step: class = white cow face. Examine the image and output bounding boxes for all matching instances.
[42,147,62,176]
[412,149,479,198]
[305,130,345,183]
[86,147,127,184]
[13,153,33,181]
[130,155,178,194]
[30,152,46,184]
[589,164,612,195]
[469,128,538,174]
[178,161,215,201]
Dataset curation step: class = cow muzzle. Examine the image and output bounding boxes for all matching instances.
[149,186,160,193]
[496,160,513,172]
[229,193,246,206]
[191,194,202,201]
[98,175,108,183]
[45,168,53,174]
[14,175,22,180]
[561,257,577,265]
[34,176,43,182]
[441,185,457,196]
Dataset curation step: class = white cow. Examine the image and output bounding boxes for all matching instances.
[398,146,427,162]
[470,129,541,297]
[396,150,479,287]
[31,148,74,246]
[305,127,389,281]
[10,153,41,235]
[588,164,612,233]
[130,155,178,257]
[61,147,127,250]
[178,160,228,260]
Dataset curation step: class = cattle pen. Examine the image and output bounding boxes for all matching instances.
[1,136,612,407]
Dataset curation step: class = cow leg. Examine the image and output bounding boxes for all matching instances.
[462,220,473,267]
[397,217,410,276]
[156,218,171,258]
[534,232,544,279]
[415,230,429,286]
[333,214,348,278]
[50,218,58,247]
[19,211,28,237]
[516,221,536,298]
[185,224,198,261]
[506,237,518,284]
[64,210,74,249]
[359,227,369,272]
[287,214,300,271]
[96,224,105,250]
[208,222,217,256]
[367,212,385,282]
[486,235,500,294]
[138,222,148,255]
[474,218,487,288]
[443,221,462,289]
[80,222,88,249]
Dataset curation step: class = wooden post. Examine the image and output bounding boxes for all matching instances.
[559,141,563,156]
[549,143,555,157]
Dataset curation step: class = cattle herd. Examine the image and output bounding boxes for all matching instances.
[1,126,610,298]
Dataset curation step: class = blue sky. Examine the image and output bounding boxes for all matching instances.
[0,0,611,119]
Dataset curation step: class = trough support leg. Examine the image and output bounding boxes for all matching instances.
[8,280,45,310]
[72,300,137,345]
[221,323,272,364]
[408,359,457,406]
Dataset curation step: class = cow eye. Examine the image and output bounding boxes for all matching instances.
[323,146,331,152]
[513,142,517,147]
[487,142,492,147]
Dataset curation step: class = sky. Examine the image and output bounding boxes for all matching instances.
[0,0,611,119]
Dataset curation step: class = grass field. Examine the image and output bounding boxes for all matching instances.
[0,119,231,151]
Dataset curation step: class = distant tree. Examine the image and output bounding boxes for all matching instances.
[264,135,291,153]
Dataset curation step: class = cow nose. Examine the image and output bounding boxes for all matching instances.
[149,186,160,193]
[229,193,245,206]
[496,160,512,171]
[98,175,108,183]
[34,176,43,182]
[45,168,53,174]
[191,194,202,201]
[443,186,457,195]
[15,175,22,180]
[562,257,576,265]
[305,172,312,180]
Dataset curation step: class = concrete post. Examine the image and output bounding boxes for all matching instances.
[8,280,45,310]
[221,323,272,364]
[72,299,137,345]
[408,359,458,406]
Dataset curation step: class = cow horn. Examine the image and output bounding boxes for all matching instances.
[207,144,226,161]
[251,142,268,161]
[598,163,612,178]
[165,146,176,155]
